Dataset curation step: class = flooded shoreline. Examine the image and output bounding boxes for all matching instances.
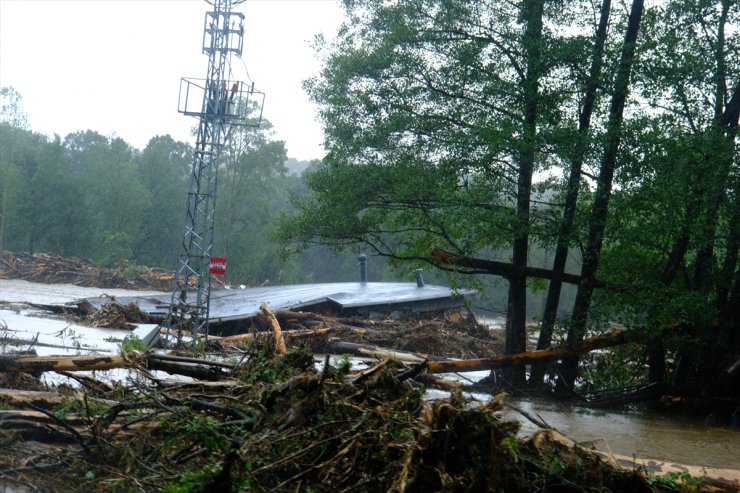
[1,279,737,471]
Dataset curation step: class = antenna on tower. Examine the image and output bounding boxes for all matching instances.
[165,0,264,347]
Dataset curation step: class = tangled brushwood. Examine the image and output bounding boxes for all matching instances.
[0,343,679,493]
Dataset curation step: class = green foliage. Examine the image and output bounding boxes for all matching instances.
[579,344,648,393]
[0,87,369,285]
[160,460,223,493]
[1,0,738,394]
[120,334,147,354]
[121,261,147,279]
[500,436,521,462]
[648,470,704,492]
[335,353,352,376]
[547,456,565,476]
[0,86,28,128]
[52,397,108,420]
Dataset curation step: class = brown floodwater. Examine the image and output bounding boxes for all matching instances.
[505,398,740,470]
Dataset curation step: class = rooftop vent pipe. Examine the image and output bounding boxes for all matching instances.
[359,254,368,284]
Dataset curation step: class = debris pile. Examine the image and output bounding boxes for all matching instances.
[0,251,171,291]
[218,308,505,362]
[331,310,503,360]
[0,343,675,493]
[85,301,151,330]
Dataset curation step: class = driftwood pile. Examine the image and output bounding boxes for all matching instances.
[217,307,506,361]
[0,251,172,291]
[0,342,683,493]
[1,299,737,492]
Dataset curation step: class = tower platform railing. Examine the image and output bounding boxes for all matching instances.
[178,77,264,126]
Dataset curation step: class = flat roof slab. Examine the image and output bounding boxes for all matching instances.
[79,282,471,322]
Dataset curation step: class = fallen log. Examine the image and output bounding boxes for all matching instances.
[429,248,623,291]
[0,409,83,444]
[427,321,708,374]
[221,327,337,344]
[326,340,453,363]
[221,326,380,345]
[428,329,637,373]
[0,352,233,380]
[0,354,127,373]
[0,388,114,410]
[220,315,380,345]
[147,359,228,381]
[149,352,235,370]
[273,310,382,334]
[413,373,462,392]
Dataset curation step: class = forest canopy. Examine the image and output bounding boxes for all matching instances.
[276,0,739,391]
[0,92,368,286]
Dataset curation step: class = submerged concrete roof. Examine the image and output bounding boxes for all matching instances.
[80,282,473,322]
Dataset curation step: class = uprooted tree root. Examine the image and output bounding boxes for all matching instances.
[0,346,678,493]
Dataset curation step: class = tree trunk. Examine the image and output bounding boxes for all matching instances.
[430,248,604,285]
[429,332,630,373]
[531,0,612,387]
[674,14,738,383]
[647,219,694,383]
[717,176,739,311]
[325,340,448,364]
[561,0,644,389]
[651,75,739,383]
[691,2,734,292]
[427,323,695,374]
[0,354,127,373]
[716,79,740,310]
[261,303,287,354]
[503,0,545,387]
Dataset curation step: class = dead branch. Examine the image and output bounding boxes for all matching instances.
[260,303,287,354]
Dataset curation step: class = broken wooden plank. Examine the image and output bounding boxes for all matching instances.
[131,324,161,348]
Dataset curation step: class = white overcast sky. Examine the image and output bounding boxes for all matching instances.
[0,0,345,161]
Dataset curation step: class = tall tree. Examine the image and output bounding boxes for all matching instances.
[0,87,28,129]
[134,135,192,267]
[279,0,582,378]
[621,0,740,386]
[503,0,545,386]
[216,114,290,284]
[531,0,612,386]
[560,0,645,389]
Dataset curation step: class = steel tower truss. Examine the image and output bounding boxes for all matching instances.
[166,0,264,346]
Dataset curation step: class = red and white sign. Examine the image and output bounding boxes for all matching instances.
[209,257,227,275]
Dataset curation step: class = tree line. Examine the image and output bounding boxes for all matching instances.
[276,0,739,395]
[0,88,369,287]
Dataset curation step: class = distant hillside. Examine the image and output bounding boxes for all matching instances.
[285,157,312,175]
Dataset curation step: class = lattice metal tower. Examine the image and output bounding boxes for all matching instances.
[165,0,264,346]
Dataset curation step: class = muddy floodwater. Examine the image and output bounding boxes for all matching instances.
[507,398,740,470]
[1,279,738,471]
